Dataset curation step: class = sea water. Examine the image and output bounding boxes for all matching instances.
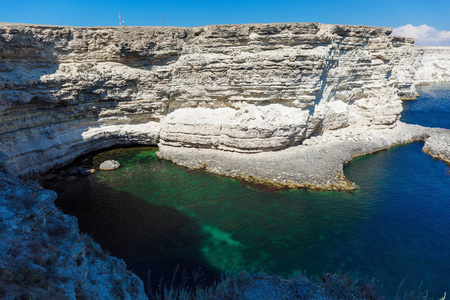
[44,83,450,297]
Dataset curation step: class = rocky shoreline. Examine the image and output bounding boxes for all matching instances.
[158,122,450,190]
[0,170,146,299]
[0,22,417,179]
[1,22,450,298]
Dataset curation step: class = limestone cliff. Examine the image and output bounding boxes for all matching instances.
[0,23,417,178]
[1,22,450,299]
[414,46,450,84]
[1,22,449,189]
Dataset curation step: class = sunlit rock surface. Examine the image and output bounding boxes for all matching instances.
[158,123,450,190]
[99,160,120,170]
[0,22,417,179]
[1,22,450,298]
[1,22,448,189]
[160,104,311,152]
[414,46,450,84]
[423,132,450,165]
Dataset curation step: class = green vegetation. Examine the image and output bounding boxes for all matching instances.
[145,268,380,300]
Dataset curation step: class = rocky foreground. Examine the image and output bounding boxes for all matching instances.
[0,160,146,299]
[1,22,450,298]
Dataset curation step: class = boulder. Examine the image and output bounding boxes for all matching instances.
[99,160,120,171]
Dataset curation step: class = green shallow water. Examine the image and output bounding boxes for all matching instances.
[92,147,370,276]
[45,143,450,297]
[44,83,450,298]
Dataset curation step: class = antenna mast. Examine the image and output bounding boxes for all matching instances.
[119,11,121,26]
[162,14,164,26]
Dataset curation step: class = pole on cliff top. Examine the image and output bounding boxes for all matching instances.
[162,14,164,26]
[119,11,121,26]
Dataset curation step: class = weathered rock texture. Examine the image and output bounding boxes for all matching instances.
[423,133,450,165]
[159,123,450,190]
[1,22,418,178]
[1,22,450,298]
[99,160,120,170]
[0,171,147,299]
[414,46,450,84]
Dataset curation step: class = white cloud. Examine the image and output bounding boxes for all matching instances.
[392,24,450,46]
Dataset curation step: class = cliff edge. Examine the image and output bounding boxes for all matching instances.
[0,22,433,189]
[1,22,450,299]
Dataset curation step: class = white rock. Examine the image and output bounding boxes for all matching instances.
[160,104,310,152]
[99,160,120,171]
[322,100,349,131]
[0,22,440,177]
[414,46,450,84]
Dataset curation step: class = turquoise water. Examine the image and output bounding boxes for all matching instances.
[45,84,450,297]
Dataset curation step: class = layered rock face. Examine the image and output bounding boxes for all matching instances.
[1,22,450,298]
[0,24,181,176]
[162,24,418,151]
[0,23,416,177]
[414,46,450,84]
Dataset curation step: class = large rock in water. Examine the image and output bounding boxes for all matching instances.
[423,132,450,166]
[99,160,120,170]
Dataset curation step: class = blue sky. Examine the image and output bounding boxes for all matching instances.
[1,0,449,29]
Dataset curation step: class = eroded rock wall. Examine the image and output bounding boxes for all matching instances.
[0,24,184,176]
[2,22,449,299]
[414,46,450,84]
[162,24,417,151]
[0,23,415,176]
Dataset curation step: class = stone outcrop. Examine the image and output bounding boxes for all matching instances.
[1,22,448,188]
[99,160,120,170]
[0,22,449,188]
[160,104,311,152]
[0,23,173,177]
[158,123,450,190]
[423,132,450,165]
[0,171,146,299]
[0,22,417,178]
[414,46,450,84]
[1,22,450,298]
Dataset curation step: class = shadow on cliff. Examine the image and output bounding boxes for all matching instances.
[0,25,174,178]
[43,174,222,295]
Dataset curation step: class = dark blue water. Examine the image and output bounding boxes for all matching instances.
[45,83,450,298]
[344,143,450,296]
[401,83,450,128]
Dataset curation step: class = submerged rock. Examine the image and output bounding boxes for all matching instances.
[66,175,77,181]
[79,167,93,176]
[99,160,120,171]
